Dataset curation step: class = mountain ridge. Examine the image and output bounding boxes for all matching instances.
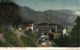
[20,6,77,27]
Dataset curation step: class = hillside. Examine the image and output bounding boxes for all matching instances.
[20,6,77,27]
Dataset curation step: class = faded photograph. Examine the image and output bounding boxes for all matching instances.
[0,0,80,47]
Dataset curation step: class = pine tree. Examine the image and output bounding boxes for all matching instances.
[70,16,80,47]
[0,0,22,27]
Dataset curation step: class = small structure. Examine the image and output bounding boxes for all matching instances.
[37,23,49,32]
[22,22,33,31]
[49,23,64,33]
[49,23,64,39]
[62,28,69,36]
[18,19,34,31]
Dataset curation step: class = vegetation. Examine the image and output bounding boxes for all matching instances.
[70,16,80,47]
[53,16,80,47]
[20,30,37,47]
[0,0,79,47]
[0,0,22,28]
[0,28,20,47]
[0,0,22,47]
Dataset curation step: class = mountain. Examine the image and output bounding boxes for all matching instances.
[44,10,76,25]
[20,6,38,20]
[20,6,77,27]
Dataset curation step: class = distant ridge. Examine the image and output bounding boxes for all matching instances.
[20,6,77,27]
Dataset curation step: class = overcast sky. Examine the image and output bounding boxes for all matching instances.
[14,0,80,11]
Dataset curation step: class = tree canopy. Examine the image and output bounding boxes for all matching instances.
[0,0,22,26]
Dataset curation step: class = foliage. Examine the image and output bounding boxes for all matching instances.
[51,41,57,47]
[0,27,20,47]
[20,30,37,47]
[70,16,80,47]
[0,0,22,27]
[55,16,80,47]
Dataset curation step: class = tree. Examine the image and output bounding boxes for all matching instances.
[70,16,80,47]
[0,0,22,47]
[53,17,80,47]
[0,0,22,28]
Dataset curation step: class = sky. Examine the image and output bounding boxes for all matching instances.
[14,0,80,11]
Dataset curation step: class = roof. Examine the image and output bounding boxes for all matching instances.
[37,23,61,26]
[22,18,34,23]
[38,23,48,26]
[49,23,60,26]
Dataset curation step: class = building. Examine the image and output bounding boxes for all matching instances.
[18,19,34,31]
[49,23,64,39]
[21,22,33,31]
[37,23,65,40]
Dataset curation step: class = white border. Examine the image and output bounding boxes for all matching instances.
[0,47,80,50]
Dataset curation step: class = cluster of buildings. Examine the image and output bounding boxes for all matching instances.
[0,19,70,47]
[35,23,67,46]
[15,19,69,46]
